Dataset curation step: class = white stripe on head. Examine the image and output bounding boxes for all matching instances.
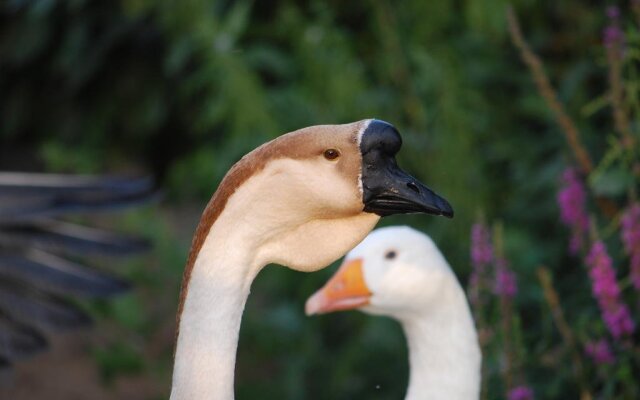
[356,119,373,148]
[356,119,373,195]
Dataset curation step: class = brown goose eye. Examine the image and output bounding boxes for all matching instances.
[385,250,397,260]
[323,149,340,160]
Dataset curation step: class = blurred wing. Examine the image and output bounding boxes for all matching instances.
[0,173,156,222]
[0,278,91,332]
[0,249,130,298]
[0,219,151,256]
[0,172,155,368]
[0,315,47,364]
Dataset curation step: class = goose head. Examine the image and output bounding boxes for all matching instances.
[305,225,457,319]
[185,119,452,275]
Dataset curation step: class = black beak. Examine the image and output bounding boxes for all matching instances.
[359,120,454,218]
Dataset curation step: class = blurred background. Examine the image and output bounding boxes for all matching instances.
[0,0,638,399]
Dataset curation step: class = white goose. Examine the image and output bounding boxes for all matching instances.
[170,120,453,399]
[306,226,481,400]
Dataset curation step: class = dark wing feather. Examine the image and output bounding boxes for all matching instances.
[0,173,157,223]
[0,248,130,298]
[0,192,156,222]
[0,172,155,369]
[0,314,48,363]
[0,279,91,332]
[0,219,151,256]
[0,173,153,195]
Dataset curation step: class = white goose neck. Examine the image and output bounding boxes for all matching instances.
[170,173,289,400]
[170,219,260,400]
[400,281,481,400]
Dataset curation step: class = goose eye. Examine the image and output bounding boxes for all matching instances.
[323,149,340,160]
[385,250,397,260]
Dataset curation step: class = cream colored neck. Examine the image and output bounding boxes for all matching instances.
[401,281,481,400]
[170,222,260,400]
[170,161,379,399]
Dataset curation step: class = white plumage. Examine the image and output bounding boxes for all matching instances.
[306,226,481,400]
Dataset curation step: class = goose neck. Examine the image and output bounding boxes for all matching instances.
[170,223,261,400]
[401,284,481,400]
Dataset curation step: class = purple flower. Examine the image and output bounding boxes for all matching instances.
[508,385,534,400]
[585,339,615,364]
[603,5,625,57]
[471,223,493,267]
[604,26,624,48]
[469,222,493,305]
[621,204,640,290]
[586,241,635,339]
[557,168,589,254]
[494,261,518,299]
[606,6,620,19]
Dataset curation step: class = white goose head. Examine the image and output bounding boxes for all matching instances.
[172,120,453,400]
[306,226,481,400]
[305,225,457,319]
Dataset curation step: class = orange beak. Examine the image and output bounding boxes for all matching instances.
[305,258,371,315]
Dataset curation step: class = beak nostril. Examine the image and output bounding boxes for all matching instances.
[406,182,420,194]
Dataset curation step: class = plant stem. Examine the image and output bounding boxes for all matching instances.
[506,6,619,217]
[506,6,593,174]
[606,42,634,148]
[537,267,592,400]
[493,223,514,395]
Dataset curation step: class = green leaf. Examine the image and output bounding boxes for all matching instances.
[93,342,144,382]
[111,294,147,331]
[589,167,633,196]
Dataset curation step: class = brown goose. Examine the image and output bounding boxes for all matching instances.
[171,120,453,399]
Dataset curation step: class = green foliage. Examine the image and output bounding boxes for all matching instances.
[2,0,639,398]
[94,342,145,382]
